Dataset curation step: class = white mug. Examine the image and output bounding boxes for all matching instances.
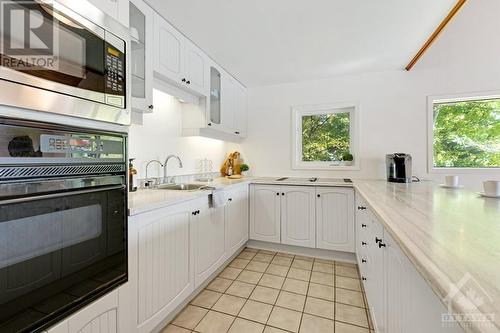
[483,180,500,196]
[445,175,459,188]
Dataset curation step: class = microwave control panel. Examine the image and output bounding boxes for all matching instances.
[105,45,125,95]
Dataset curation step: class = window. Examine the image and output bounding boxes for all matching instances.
[292,103,359,169]
[429,94,500,170]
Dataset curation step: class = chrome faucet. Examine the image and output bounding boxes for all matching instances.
[145,159,163,187]
[164,154,183,183]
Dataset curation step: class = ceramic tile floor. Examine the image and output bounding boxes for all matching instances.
[162,248,374,333]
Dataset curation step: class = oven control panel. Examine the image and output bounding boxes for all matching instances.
[40,135,123,156]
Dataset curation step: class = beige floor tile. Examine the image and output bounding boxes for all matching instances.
[336,288,365,308]
[299,313,334,333]
[249,286,280,304]
[307,283,334,302]
[226,281,256,298]
[172,305,208,329]
[304,297,334,319]
[335,321,370,333]
[253,253,274,263]
[276,252,295,258]
[267,307,302,333]
[294,255,314,262]
[230,258,251,269]
[336,265,360,279]
[282,278,309,295]
[336,276,361,291]
[191,290,222,308]
[310,271,334,286]
[271,256,293,267]
[291,259,313,270]
[207,277,233,293]
[275,291,306,312]
[238,251,257,260]
[258,274,285,289]
[258,250,277,255]
[312,262,334,274]
[287,268,311,281]
[263,326,288,333]
[315,258,335,264]
[161,324,191,333]
[246,260,270,273]
[195,310,235,333]
[237,270,263,284]
[265,265,289,277]
[212,294,247,316]
[336,261,357,268]
[220,267,243,280]
[228,318,265,333]
[238,300,273,324]
[336,303,369,328]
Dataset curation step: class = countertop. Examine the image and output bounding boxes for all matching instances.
[353,180,500,333]
[252,177,354,187]
[128,177,252,216]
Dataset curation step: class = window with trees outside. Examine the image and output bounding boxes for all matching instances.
[431,95,500,169]
[292,104,358,169]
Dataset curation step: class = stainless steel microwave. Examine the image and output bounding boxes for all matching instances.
[0,0,131,125]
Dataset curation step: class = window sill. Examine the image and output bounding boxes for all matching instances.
[430,167,500,175]
[293,163,360,171]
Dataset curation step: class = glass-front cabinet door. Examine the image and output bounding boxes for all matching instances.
[129,0,154,113]
[209,66,222,127]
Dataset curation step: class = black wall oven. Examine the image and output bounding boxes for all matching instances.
[0,118,127,332]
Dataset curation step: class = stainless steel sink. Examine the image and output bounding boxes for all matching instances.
[157,183,206,191]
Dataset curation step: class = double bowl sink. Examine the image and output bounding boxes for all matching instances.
[156,183,207,191]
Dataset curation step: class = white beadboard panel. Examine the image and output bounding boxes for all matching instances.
[225,185,249,258]
[137,208,191,325]
[280,186,316,248]
[67,290,119,333]
[316,187,355,253]
[249,185,281,243]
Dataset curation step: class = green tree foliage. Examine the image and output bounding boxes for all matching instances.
[433,99,500,167]
[302,112,350,161]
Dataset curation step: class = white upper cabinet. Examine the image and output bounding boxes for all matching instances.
[225,185,249,258]
[88,0,129,26]
[281,186,316,248]
[315,187,355,253]
[220,74,236,133]
[250,185,281,243]
[154,13,185,84]
[129,0,154,113]
[235,84,248,137]
[184,41,209,95]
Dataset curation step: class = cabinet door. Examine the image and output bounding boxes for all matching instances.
[221,74,236,132]
[193,204,226,287]
[184,41,208,96]
[130,0,154,112]
[249,185,281,243]
[67,289,119,333]
[135,202,193,328]
[281,186,315,248]
[234,84,248,137]
[154,13,185,84]
[316,187,355,252]
[225,185,249,258]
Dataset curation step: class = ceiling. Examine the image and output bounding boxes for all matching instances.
[146,0,458,87]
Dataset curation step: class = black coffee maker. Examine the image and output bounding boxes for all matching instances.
[386,153,412,183]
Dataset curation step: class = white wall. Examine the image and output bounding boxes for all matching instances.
[242,0,500,191]
[129,89,240,179]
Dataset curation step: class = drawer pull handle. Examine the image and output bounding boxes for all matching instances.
[361,224,367,228]
[379,242,386,248]
[375,237,382,243]
[362,242,367,246]
[362,259,367,263]
[362,277,367,281]
[358,206,367,210]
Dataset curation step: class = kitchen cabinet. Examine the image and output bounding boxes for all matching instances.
[315,187,355,252]
[129,0,154,113]
[281,186,316,248]
[154,14,208,97]
[250,185,281,243]
[220,74,236,133]
[192,200,226,287]
[356,194,465,333]
[225,185,249,258]
[87,0,128,27]
[234,84,248,137]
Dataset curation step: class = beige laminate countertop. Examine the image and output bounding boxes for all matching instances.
[353,180,500,333]
[128,177,252,216]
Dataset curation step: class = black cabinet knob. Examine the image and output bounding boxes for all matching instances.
[207,123,212,126]
[235,131,240,135]
[358,206,367,210]
[362,259,367,263]
[362,277,367,281]
[375,237,382,243]
[228,198,233,202]
[361,224,367,228]
[148,105,154,110]
[186,80,191,85]
[317,194,321,198]
[192,211,196,215]
[277,193,280,196]
[281,193,285,196]
[362,242,367,246]
[182,78,186,82]
[379,242,386,248]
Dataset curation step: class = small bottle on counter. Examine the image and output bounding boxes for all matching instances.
[129,158,138,192]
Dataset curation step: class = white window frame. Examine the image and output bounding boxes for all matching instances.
[292,102,359,170]
[427,91,500,174]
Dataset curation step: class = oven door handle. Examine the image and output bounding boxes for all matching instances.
[0,184,126,205]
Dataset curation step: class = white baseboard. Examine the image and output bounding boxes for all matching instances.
[246,240,356,264]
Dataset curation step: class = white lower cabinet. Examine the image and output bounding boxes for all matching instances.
[249,185,281,243]
[315,187,355,252]
[356,193,465,333]
[281,186,316,248]
[225,186,249,258]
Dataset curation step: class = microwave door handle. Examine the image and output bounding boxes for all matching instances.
[0,184,125,206]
